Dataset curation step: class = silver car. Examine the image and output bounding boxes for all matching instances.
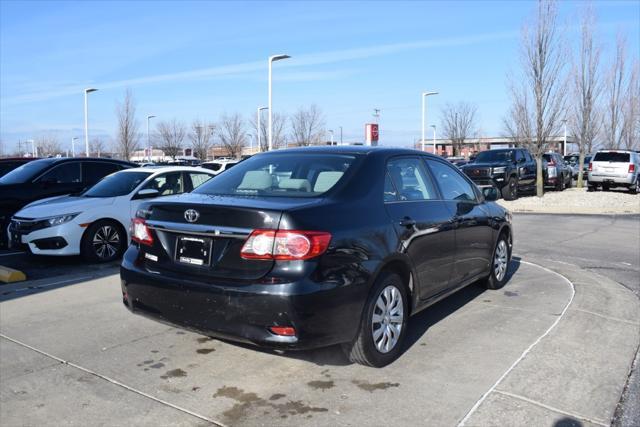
[587,150,640,194]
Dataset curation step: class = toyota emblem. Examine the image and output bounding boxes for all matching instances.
[184,209,200,223]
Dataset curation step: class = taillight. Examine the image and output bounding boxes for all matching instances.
[269,326,296,336]
[131,217,154,246]
[241,229,331,260]
[547,159,556,167]
[629,164,636,173]
[588,162,593,171]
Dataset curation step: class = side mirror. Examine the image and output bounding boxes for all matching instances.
[133,188,160,200]
[482,187,499,202]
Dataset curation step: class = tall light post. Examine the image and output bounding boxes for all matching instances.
[246,132,254,154]
[257,106,268,152]
[84,88,98,157]
[268,54,290,151]
[27,139,35,157]
[430,125,437,155]
[146,115,156,162]
[329,129,334,145]
[421,91,438,151]
[562,118,567,156]
[339,126,343,145]
[71,137,78,157]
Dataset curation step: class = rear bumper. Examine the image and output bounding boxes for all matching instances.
[588,173,636,185]
[120,246,365,350]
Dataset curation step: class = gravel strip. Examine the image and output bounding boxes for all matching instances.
[497,187,640,214]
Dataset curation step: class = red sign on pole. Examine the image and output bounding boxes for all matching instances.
[365,123,379,146]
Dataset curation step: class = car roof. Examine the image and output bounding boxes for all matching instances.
[25,157,137,167]
[118,165,214,174]
[255,145,444,158]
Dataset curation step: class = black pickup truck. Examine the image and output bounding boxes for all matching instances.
[460,148,537,200]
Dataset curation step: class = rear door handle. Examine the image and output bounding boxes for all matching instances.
[399,217,416,228]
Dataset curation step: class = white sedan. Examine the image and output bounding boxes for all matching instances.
[8,166,215,262]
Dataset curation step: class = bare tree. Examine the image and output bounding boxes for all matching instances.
[115,89,140,161]
[621,61,639,150]
[36,135,62,157]
[217,113,246,158]
[290,105,325,146]
[504,0,568,197]
[190,120,214,161]
[91,137,106,157]
[571,3,602,188]
[440,102,478,156]
[603,34,627,149]
[157,119,186,160]
[250,112,287,151]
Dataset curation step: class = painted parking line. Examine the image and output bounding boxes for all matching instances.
[0,251,25,257]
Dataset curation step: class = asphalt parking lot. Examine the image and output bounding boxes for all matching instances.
[1,214,639,426]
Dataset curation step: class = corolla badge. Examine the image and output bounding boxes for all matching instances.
[184,209,200,223]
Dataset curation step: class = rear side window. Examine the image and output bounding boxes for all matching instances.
[189,172,213,189]
[426,159,476,202]
[593,152,630,162]
[83,162,122,184]
[37,162,81,184]
[386,157,438,201]
[194,153,356,198]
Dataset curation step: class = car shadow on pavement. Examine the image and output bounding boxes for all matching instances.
[220,258,523,367]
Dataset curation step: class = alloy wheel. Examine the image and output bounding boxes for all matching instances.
[371,285,404,354]
[92,225,120,260]
[494,240,508,282]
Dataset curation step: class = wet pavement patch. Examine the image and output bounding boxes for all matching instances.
[504,291,519,297]
[307,380,334,391]
[196,348,215,354]
[213,386,328,422]
[196,337,213,343]
[352,380,400,392]
[149,363,165,369]
[160,368,187,379]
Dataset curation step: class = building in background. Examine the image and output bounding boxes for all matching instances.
[414,136,577,158]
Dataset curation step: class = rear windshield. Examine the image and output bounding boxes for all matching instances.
[593,152,630,162]
[475,150,513,163]
[194,153,357,198]
[0,158,57,184]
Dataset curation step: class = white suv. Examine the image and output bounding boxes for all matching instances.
[588,150,640,194]
[201,159,239,175]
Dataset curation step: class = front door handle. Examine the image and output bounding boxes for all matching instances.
[399,217,416,228]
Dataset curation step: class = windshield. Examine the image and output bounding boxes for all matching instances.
[593,152,630,163]
[474,150,513,163]
[0,159,56,184]
[83,171,152,197]
[194,153,358,198]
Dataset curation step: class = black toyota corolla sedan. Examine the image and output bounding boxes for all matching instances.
[121,146,512,367]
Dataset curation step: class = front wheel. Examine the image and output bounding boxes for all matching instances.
[482,234,511,290]
[344,272,409,367]
[502,177,518,201]
[81,220,126,263]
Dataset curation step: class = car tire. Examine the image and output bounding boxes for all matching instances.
[555,174,564,191]
[81,220,126,263]
[587,182,596,192]
[344,271,409,367]
[631,179,639,194]
[602,183,610,192]
[482,233,511,290]
[502,177,518,201]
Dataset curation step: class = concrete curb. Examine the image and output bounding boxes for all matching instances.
[462,258,640,426]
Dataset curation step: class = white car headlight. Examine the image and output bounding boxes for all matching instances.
[44,213,80,227]
[493,166,506,174]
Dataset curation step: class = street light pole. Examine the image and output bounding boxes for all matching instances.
[268,54,290,151]
[71,137,78,157]
[257,106,268,152]
[421,91,438,152]
[147,115,156,162]
[329,130,334,145]
[562,119,567,156]
[339,126,343,145]
[430,125,437,155]
[84,88,98,157]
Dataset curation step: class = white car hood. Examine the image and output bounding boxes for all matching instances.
[17,196,115,219]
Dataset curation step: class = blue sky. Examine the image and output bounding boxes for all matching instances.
[1,0,638,153]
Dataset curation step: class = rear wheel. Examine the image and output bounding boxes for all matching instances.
[587,182,597,192]
[631,179,639,194]
[344,271,408,367]
[602,183,610,192]
[482,234,511,290]
[502,177,518,200]
[555,174,564,191]
[81,220,126,263]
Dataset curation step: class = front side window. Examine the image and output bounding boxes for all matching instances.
[38,162,81,184]
[194,153,357,198]
[515,150,525,162]
[386,157,438,201]
[83,162,122,184]
[144,172,184,196]
[426,159,476,202]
